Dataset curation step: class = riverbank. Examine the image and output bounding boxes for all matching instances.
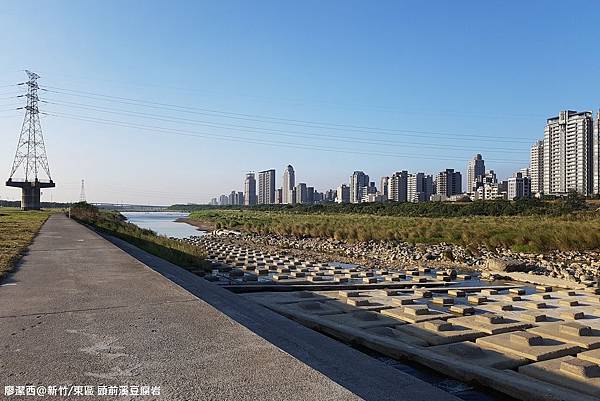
[0,208,52,281]
[184,210,600,285]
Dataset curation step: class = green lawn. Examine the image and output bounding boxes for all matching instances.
[0,208,51,280]
[188,209,600,253]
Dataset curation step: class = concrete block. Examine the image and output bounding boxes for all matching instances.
[448,290,465,297]
[414,289,432,298]
[382,306,452,324]
[468,296,487,305]
[449,305,474,315]
[391,296,417,306]
[560,311,585,320]
[523,301,547,309]
[559,299,580,307]
[529,322,600,350]
[431,297,454,306]
[430,341,528,369]
[277,300,355,316]
[363,326,428,347]
[531,293,551,300]
[519,356,600,398]
[396,320,485,346]
[477,332,580,361]
[322,311,401,329]
[510,288,526,295]
[457,274,471,280]
[481,289,498,296]
[362,277,378,284]
[338,290,362,298]
[373,289,402,297]
[450,314,533,335]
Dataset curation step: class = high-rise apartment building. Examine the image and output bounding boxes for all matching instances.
[543,110,593,196]
[295,183,307,204]
[336,184,350,203]
[508,172,531,199]
[244,172,257,206]
[282,165,295,204]
[437,169,462,197]
[593,110,600,194]
[408,173,433,202]
[275,188,283,204]
[258,169,276,204]
[467,154,485,194]
[379,176,389,199]
[388,171,408,202]
[349,171,369,203]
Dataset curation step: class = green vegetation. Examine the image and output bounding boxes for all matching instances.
[173,192,590,217]
[188,206,600,253]
[70,203,210,273]
[0,208,51,280]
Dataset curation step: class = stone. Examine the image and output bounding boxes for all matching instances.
[484,257,530,272]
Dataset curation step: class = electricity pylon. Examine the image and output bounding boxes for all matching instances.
[6,70,55,210]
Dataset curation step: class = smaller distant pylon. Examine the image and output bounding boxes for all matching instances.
[80,179,86,202]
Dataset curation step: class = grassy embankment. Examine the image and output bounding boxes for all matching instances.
[0,208,52,280]
[187,198,600,253]
[70,202,211,273]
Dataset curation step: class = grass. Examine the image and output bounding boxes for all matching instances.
[0,208,52,280]
[70,202,211,273]
[188,209,600,253]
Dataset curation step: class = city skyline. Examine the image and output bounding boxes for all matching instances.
[3,1,600,204]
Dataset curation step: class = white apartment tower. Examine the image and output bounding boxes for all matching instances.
[508,172,531,200]
[408,173,433,203]
[336,184,350,203]
[530,140,544,195]
[379,176,389,199]
[258,169,276,204]
[467,154,485,194]
[388,171,408,202]
[543,110,593,196]
[282,165,295,204]
[594,110,600,194]
[244,172,257,206]
[349,171,369,203]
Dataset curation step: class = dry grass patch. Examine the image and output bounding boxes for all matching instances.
[0,208,51,280]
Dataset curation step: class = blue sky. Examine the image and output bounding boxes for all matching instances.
[1,0,599,204]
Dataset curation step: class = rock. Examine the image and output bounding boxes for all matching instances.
[483,257,531,273]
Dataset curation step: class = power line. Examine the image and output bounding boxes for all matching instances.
[44,110,526,164]
[41,85,536,143]
[41,100,529,153]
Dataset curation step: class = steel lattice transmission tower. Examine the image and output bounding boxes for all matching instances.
[79,179,86,202]
[6,70,55,210]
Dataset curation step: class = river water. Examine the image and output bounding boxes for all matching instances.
[121,212,205,239]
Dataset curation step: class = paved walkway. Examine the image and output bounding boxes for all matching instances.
[0,215,459,400]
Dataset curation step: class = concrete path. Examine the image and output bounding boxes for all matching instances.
[0,215,459,401]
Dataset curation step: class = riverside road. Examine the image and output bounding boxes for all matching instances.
[0,214,459,401]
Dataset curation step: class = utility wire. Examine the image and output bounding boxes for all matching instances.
[41,85,535,143]
[42,99,528,153]
[44,110,526,164]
